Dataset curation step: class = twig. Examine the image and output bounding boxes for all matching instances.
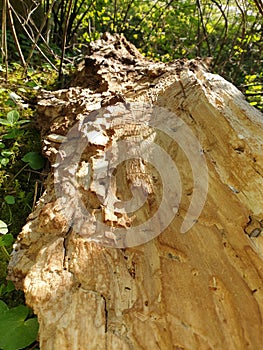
[59,0,74,80]
[8,2,58,71]
[67,1,94,43]
[32,181,39,209]
[1,0,8,80]
[6,0,26,68]
[196,0,211,56]
[120,0,135,31]
[144,0,175,46]
[253,0,263,16]
[211,0,228,67]
[113,0,118,30]
[5,163,29,189]
[25,0,57,70]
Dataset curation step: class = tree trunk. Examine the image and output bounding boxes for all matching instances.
[8,33,263,350]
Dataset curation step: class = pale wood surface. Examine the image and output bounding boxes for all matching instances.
[8,33,263,350]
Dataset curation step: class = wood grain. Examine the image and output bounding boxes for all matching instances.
[8,33,263,350]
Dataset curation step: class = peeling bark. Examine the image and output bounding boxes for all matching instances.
[8,33,263,349]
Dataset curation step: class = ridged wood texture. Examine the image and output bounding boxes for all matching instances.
[8,33,263,350]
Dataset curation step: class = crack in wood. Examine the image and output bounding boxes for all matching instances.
[62,227,73,269]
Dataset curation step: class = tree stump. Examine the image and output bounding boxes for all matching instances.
[8,33,263,350]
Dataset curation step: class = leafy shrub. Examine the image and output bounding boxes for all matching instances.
[0,66,51,349]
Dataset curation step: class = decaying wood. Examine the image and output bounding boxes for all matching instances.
[8,33,263,349]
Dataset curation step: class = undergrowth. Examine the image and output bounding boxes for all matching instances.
[0,63,57,350]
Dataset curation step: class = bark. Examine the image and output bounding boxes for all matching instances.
[8,33,263,350]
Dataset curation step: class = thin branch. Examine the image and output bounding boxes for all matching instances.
[120,0,135,32]
[67,1,94,44]
[133,0,161,33]
[28,18,60,59]
[9,2,58,71]
[143,0,176,49]
[52,0,64,44]
[25,0,57,69]
[24,0,40,20]
[196,0,201,56]
[44,0,50,14]
[253,0,263,16]
[211,0,228,67]
[234,0,246,41]
[113,0,118,30]
[232,0,247,70]
[67,0,81,41]
[6,0,26,68]
[59,0,74,80]
[1,0,8,80]
[217,20,242,73]
[196,0,211,56]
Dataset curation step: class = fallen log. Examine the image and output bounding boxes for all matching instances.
[9,33,263,349]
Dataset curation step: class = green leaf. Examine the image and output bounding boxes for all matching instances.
[0,142,5,148]
[1,158,10,166]
[3,129,22,139]
[1,150,12,157]
[22,152,44,170]
[0,118,12,126]
[18,88,27,93]
[0,220,8,234]
[0,301,39,350]
[0,281,15,296]
[16,120,30,125]
[5,280,15,293]
[0,300,9,312]
[0,234,14,247]
[5,100,16,108]
[4,195,15,205]
[7,110,19,125]
[26,81,38,88]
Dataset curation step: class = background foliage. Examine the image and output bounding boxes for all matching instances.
[1,0,262,108]
[0,0,262,349]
